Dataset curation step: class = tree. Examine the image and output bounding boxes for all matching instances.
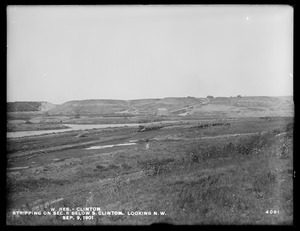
[207,95,214,99]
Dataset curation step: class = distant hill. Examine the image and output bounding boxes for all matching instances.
[46,97,209,116]
[192,96,294,118]
[129,97,207,114]
[47,99,129,116]
[44,96,293,117]
[7,101,57,112]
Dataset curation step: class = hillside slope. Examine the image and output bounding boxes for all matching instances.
[41,96,294,117]
[7,101,57,112]
[47,99,129,116]
[192,96,293,118]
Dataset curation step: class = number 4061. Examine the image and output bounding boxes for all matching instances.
[266,210,279,214]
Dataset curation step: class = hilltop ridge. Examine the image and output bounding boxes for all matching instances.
[7,96,293,118]
[44,96,293,117]
[7,101,57,112]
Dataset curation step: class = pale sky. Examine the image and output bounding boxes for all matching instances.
[7,5,293,104]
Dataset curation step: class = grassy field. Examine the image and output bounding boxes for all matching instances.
[6,117,293,225]
[7,123,70,132]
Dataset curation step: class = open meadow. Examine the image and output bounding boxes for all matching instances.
[6,114,293,225]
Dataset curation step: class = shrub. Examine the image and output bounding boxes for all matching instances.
[187,141,239,163]
[139,158,175,175]
[191,153,200,163]
[286,122,293,132]
[186,133,276,162]
[273,129,281,134]
[96,165,106,170]
[121,163,132,170]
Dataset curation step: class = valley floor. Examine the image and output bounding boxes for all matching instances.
[6,117,293,225]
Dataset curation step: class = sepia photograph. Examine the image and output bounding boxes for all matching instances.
[6,5,293,225]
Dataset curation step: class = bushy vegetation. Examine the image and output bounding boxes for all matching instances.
[285,122,293,139]
[139,157,175,176]
[186,132,276,163]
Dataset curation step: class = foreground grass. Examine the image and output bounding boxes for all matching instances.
[6,123,293,225]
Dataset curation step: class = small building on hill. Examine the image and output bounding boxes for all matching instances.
[155,108,169,116]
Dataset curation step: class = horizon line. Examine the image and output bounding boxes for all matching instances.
[7,95,293,104]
